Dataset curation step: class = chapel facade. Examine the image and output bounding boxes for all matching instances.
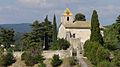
[58,8,103,54]
[58,8,91,51]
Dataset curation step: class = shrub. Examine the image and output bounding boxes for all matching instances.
[3,52,16,66]
[24,53,37,66]
[112,50,120,67]
[21,52,27,60]
[96,47,110,64]
[0,54,5,66]
[69,57,77,66]
[34,55,45,63]
[51,38,70,50]
[21,52,37,66]
[39,62,46,67]
[96,61,114,67]
[84,40,110,65]
[21,52,45,66]
[51,54,62,67]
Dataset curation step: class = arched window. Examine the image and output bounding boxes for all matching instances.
[67,17,69,21]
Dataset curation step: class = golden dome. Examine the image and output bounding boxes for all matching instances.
[63,8,72,16]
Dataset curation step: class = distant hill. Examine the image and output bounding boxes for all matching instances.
[0,23,31,33]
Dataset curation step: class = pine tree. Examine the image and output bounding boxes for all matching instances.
[43,15,53,50]
[0,28,15,49]
[104,15,120,50]
[53,14,57,43]
[90,10,103,45]
[116,15,120,23]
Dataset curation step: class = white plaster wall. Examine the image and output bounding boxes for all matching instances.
[66,29,91,43]
[58,24,66,39]
[61,16,73,24]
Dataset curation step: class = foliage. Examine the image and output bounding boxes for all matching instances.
[0,49,5,66]
[104,15,120,50]
[3,52,16,66]
[23,52,37,66]
[21,52,27,61]
[28,42,42,56]
[84,40,92,57]
[84,40,110,65]
[84,40,100,63]
[69,57,77,66]
[116,15,120,23]
[74,13,86,21]
[22,52,45,66]
[21,18,53,50]
[112,50,120,67]
[42,15,53,50]
[38,62,46,67]
[51,38,70,50]
[34,55,45,63]
[84,13,120,67]
[14,32,24,51]
[90,10,103,45]
[104,27,119,50]
[96,46,110,64]
[51,54,62,67]
[0,28,15,49]
[21,20,45,66]
[21,44,43,66]
[96,61,114,67]
[52,14,57,43]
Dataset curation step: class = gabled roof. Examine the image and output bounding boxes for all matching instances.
[63,21,91,29]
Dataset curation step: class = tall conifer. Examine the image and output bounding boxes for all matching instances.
[90,10,103,45]
[53,14,57,43]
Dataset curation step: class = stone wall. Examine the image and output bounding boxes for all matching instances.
[42,50,72,59]
[13,50,72,59]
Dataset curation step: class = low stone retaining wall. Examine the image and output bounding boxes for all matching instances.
[13,50,72,59]
[42,50,72,59]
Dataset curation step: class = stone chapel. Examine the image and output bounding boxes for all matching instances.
[58,8,103,54]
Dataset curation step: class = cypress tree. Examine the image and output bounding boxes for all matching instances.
[53,14,57,43]
[90,10,103,45]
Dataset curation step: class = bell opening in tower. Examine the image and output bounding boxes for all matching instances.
[67,17,69,21]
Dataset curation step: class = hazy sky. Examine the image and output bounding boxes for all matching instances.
[0,0,120,25]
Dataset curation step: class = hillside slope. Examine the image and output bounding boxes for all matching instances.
[0,23,31,33]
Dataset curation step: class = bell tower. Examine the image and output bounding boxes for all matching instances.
[61,8,73,24]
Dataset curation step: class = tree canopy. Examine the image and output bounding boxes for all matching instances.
[90,10,103,45]
[0,28,15,49]
[104,15,120,50]
[74,13,86,21]
[52,14,57,43]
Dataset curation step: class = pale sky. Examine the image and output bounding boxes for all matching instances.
[0,0,120,25]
